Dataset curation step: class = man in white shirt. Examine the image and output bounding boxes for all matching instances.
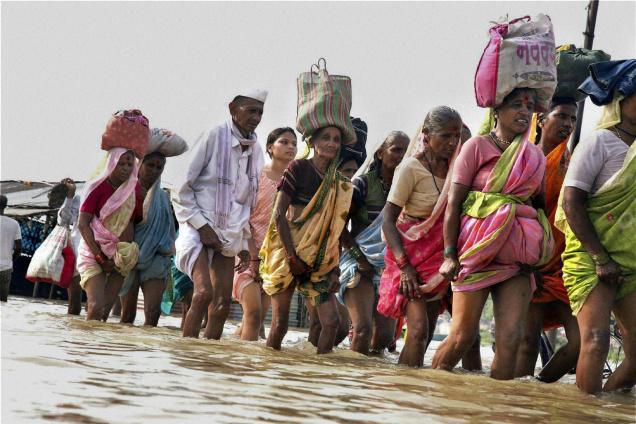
[173,89,266,339]
[0,195,22,302]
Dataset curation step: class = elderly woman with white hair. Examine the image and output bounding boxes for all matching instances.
[120,128,188,326]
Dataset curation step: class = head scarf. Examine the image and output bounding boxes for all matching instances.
[81,148,139,220]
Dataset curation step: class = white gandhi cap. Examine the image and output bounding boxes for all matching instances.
[235,88,268,103]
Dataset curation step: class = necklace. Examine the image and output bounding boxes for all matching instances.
[613,126,626,143]
[615,125,636,138]
[490,131,512,146]
[422,152,441,194]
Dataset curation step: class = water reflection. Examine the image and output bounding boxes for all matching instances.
[2,297,634,423]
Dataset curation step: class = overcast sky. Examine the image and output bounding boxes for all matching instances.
[2,1,635,187]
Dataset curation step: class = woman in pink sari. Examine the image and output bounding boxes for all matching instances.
[77,146,145,321]
[377,106,463,367]
[432,88,553,380]
[233,128,297,341]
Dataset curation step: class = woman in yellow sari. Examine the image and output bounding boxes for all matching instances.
[260,126,353,354]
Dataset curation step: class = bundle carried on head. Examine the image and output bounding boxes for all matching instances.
[296,58,356,145]
[338,117,368,168]
[554,44,611,102]
[147,128,189,158]
[474,14,557,112]
[101,109,150,158]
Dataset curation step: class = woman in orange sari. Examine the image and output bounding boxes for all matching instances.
[514,97,581,381]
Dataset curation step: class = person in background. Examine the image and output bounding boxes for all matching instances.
[515,97,581,382]
[0,194,22,302]
[233,127,297,341]
[53,178,83,315]
[120,129,186,326]
[339,130,409,354]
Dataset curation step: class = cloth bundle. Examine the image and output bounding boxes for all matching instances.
[101,109,150,158]
[296,58,356,145]
[147,128,189,157]
[554,44,611,101]
[474,14,557,111]
[578,59,636,105]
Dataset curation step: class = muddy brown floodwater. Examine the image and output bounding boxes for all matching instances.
[1,297,634,423]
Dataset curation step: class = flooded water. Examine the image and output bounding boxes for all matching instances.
[2,296,634,423]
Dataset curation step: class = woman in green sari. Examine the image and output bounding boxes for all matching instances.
[559,60,636,393]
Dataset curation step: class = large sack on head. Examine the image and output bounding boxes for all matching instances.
[296,58,356,145]
[147,128,189,157]
[474,14,557,111]
[554,44,611,101]
[101,109,150,158]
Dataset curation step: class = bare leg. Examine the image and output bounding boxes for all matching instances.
[182,252,213,338]
[425,300,441,348]
[514,302,544,377]
[334,301,351,347]
[100,274,125,322]
[574,281,616,393]
[537,302,580,382]
[110,297,122,317]
[238,282,263,341]
[180,289,193,331]
[120,278,140,324]
[400,299,438,367]
[315,294,340,354]
[141,278,166,326]
[343,277,375,354]
[84,273,107,321]
[67,275,82,315]
[490,274,532,380]
[267,284,296,350]
[371,310,396,353]
[461,334,483,371]
[259,292,271,339]
[432,289,489,371]
[306,302,321,346]
[202,254,235,339]
[604,291,636,392]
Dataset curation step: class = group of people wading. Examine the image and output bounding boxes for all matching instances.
[42,58,636,396]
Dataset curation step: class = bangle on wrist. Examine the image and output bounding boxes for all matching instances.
[349,246,363,260]
[95,253,105,265]
[444,246,458,258]
[590,251,610,266]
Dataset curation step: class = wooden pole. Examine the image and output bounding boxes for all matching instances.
[572,0,600,149]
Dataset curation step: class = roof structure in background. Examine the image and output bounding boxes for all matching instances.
[0,180,86,219]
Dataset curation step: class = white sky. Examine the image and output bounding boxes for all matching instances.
[2,1,635,187]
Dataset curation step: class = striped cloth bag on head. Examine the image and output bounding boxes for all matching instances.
[296,58,356,145]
